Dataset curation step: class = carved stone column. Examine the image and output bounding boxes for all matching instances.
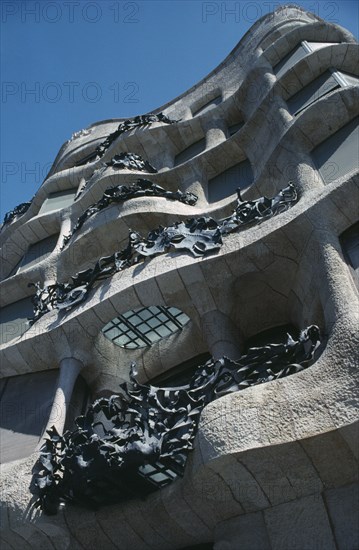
[204,118,228,148]
[201,310,241,360]
[37,357,83,447]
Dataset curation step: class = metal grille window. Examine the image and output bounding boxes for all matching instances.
[102,306,190,349]
[208,159,253,203]
[138,462,179,487]
[312,116,359,184]
[174,138,206,166]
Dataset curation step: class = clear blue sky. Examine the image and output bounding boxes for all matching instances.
[1,1,358,219]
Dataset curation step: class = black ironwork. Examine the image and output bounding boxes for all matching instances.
[63,179,198,248]
[1,200,32,230]
[29,182,298,322]
[106,152,157,173]
[75,153,159,201]
[31,325,320,514]
[76,113,178,166]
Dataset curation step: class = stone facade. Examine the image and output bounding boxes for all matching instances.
[1,5,358,549]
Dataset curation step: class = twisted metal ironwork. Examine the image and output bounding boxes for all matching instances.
[29,182,298,322]
[31,324,320,514]
[63,179,198,248]
[75,153,158,200]
[76,113,178,166]
[1,200,32,230]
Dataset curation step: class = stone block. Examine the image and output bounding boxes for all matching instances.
[214,511,271,550]
[300,430,358,489]
[264,494,336,550]
[324,482,359,550]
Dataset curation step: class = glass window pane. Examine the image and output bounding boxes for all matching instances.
[0,297,34,345]
[17,234,58,274]
[273,44,308,78]
[38,189,77,215]
[287,71,339,116]
[313,117,359,184]
[208,159,253,203]
[174,138,206,166]
[101,306,190,349]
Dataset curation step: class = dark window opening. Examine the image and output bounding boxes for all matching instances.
[208,159,253,203]
[16,234,59,274]
[193,95,222,117]
[244,324,298,353]
[228,121,244,136]
[174,138,206,166]
[287,71,340,116]
[312,116,359,184]
[0,296,34,345]
[273,44,308,78]
[340,222,359,289]
[0,370,58,463]
[150,353,212,388]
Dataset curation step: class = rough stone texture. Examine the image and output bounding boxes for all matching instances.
[0,4,358,549]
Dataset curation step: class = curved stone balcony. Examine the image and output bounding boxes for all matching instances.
[0,5,358,549]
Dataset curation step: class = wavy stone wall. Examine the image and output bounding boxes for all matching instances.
[0,4,358,549]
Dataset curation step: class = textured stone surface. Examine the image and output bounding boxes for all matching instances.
[0,3,358,549]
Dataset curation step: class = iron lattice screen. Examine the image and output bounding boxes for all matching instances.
[102,306,190,349]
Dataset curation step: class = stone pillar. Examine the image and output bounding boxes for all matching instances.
[201,310,241,360]
[204,119,228,149]
[37,357,84,447]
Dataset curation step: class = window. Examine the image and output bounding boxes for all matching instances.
[287,71,340,116]
[0,370,58,463]
[312,117,359,184]
[150,353,211,388]
[102,306,190,349]
[340,222,359,288]
[193,95,222,117]
[15,234,58,274]
[208,159,253,203]
[273,41,339,79]
[38,189,77,215]
[228,122,244,136]
[335,71,359,87]
[138,462,179,487]
[244,324,298,352]
[174,138,206,166]
[0,296,34,345]
[273,44,309,78]
[287,70,359,117]
[305,41,339,52]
